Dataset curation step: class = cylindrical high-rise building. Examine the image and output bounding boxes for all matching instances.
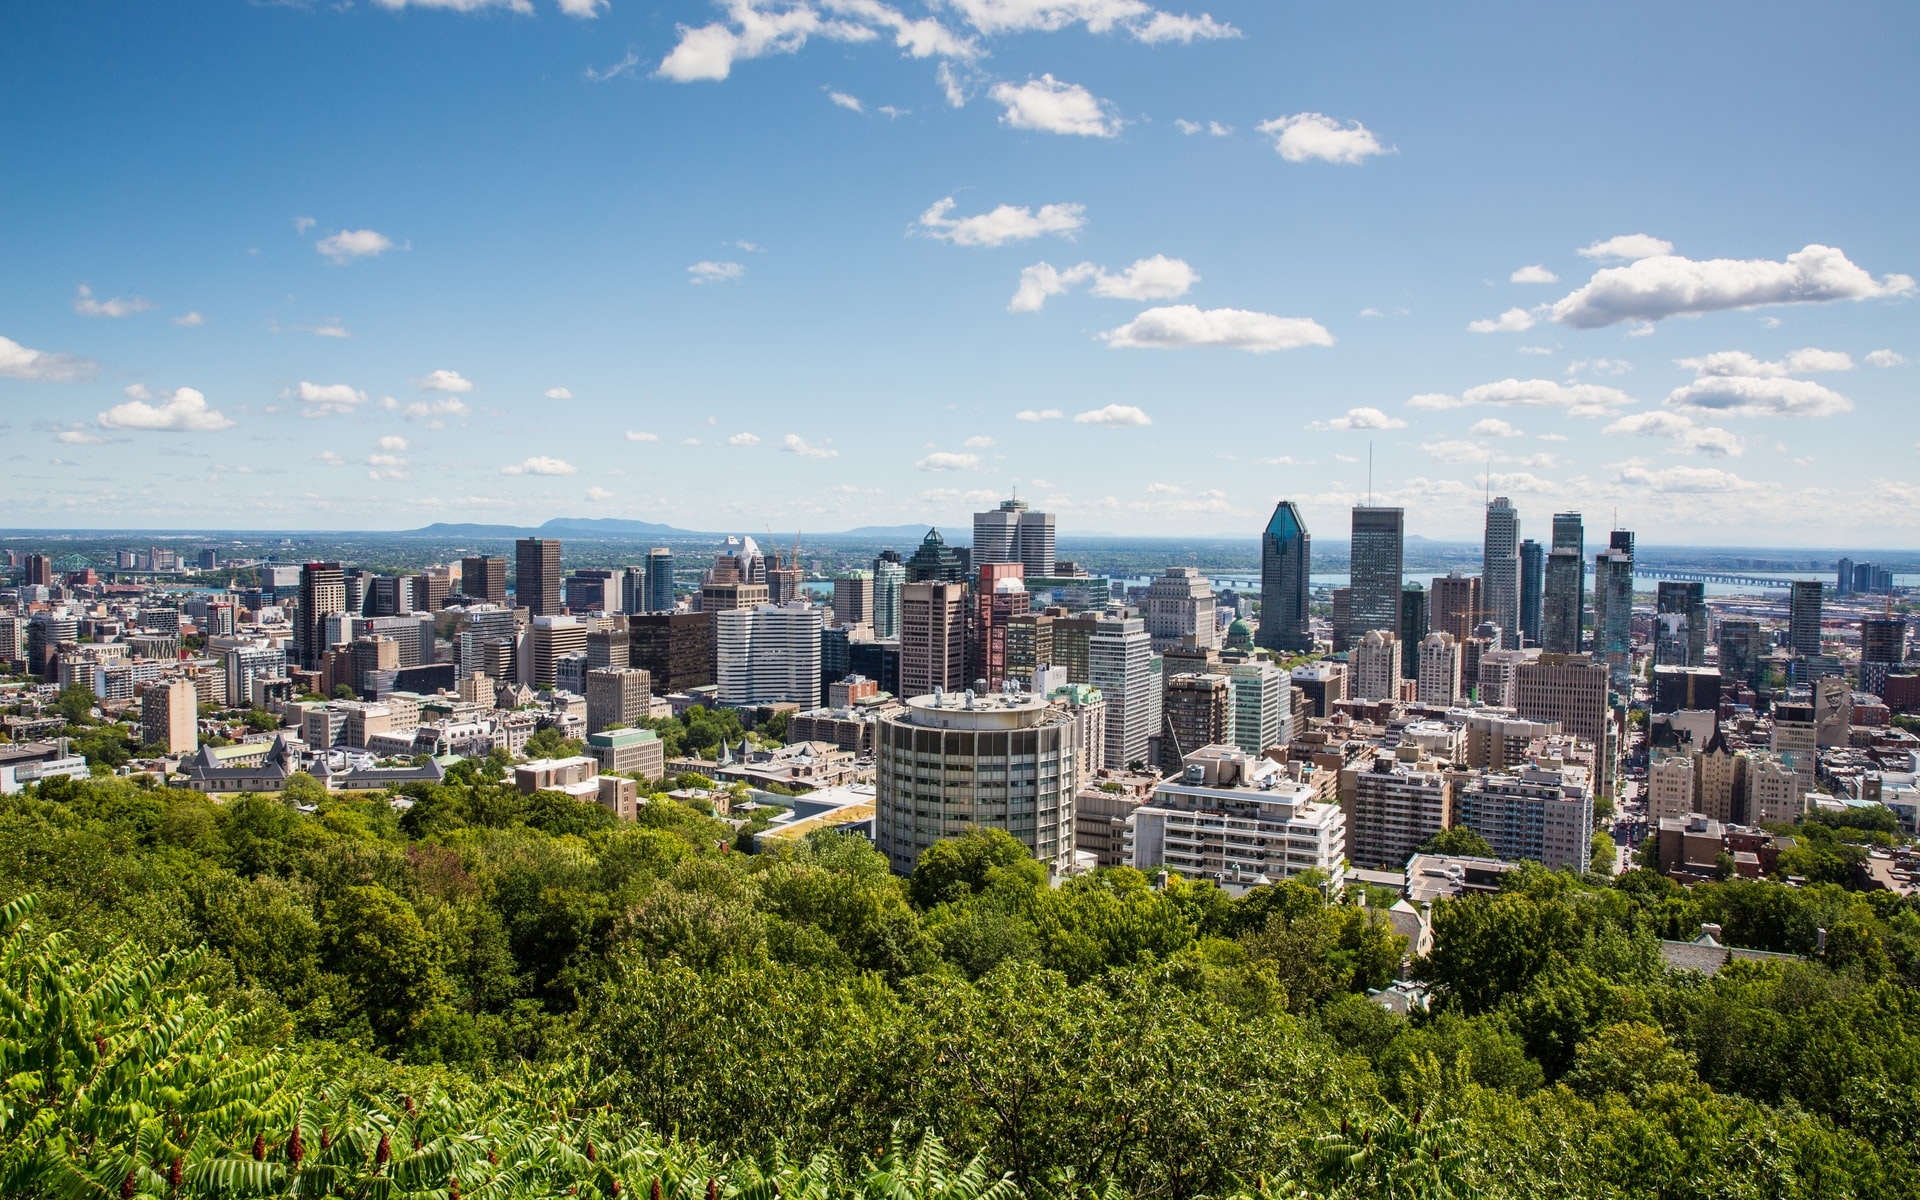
[875,690,1077,876]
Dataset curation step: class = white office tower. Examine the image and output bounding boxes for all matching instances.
[1455,765,1593,873]
[1126,745,1347,890]
[875,690,1078,876]
[1416,631,1463,705]
[1144,567,1220,651]
[972,497,1056,578]
[715,602,824,706]
[1350,629,1402,701]
[1088,615,1152,769]
[872,559,906,640]
[1228,658,1292,755]
[459,605,518,680]
[1483,496,1521,650]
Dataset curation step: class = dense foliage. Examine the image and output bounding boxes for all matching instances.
[1,769,1917,1199]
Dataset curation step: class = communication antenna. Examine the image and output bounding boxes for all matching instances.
[1367,441,1373,506]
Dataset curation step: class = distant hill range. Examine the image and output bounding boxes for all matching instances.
[405,518,701,539]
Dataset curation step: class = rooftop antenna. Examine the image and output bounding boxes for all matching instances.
[1367,441,1373,506]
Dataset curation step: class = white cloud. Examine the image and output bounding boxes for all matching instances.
[917,196,1086,246]
[624,430,660,442]
[173,311,206,327]
[1408,378,1637,417]
[827,88,863,111]
[0,334,95,382]
[285,381,369,416]
[963,435,996,448]
[936,61,971,106]
[689,260,746,283]
[1566,357,1632,376]
[1665,375,1852,419]
[1009,255,1197,311]
[584,50,639,81]
[781,433,837,458]
[544,386,573,400]
[989,75,1122,137]
[1133,11,1237,42]
[501,456,578,476]
[879,105,909,118]
[315,229,398,264]
[1576,233,1672,261]
[1469,418,1524,438]
[317,450,345,466]
[736,240,766,252]
[1256,112,1388,164]
[1550,243,1915,329]
[586,485,616,502]
[1510,265,1558,284]
[1174,118,1232,136]
[293,216,316,235]
[1866,349,1905,367]
[403,397,471,421]
[656,0,972,84]
[310,322,351,338]
[377,435,410,452]
[98,385,234,433]
[938,0,1236,42]
[1311,406,1407,432]
[1537,432,1568,442]
[417,369,476,393]
[1674,347,1853,377]
[727,431,761,445]
[1603,411,1742,457]
[1518,345,1554,356]
[1099,305,1334,353]
[1468,307,1537,334]
[1615,462,1751,493]
[72,284,153,318]
[367,452,410,481]
[1420,439,1488,464]
[917,451,981,471]
[1074,403,1152,426]
[1358,307,1384,318]
[1015,408,1064,421]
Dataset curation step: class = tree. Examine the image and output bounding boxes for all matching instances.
[331,683,357,700]
[323,884,450,1043]
[1416,826,1493,858]
[1590,830,1618,875]
[911,829,1045,909]
[56,685,95,726]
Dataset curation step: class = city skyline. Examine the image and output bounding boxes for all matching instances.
[3,3,1916,544]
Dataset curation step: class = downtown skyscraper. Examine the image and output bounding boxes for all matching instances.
[1482,496,1520,649]
[1543,512,1585,654]
[973,497,1056,579]
[1349,506,1404,641]
[516,538,562,616]
[1255,500,1312,654]
[294,561,346,672]
[1593,529,1634,669]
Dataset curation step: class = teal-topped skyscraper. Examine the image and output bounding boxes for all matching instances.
[1255,500,1312,653]
[643,547,675,613]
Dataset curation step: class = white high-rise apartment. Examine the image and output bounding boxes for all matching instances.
[1228,658,1292,755]
[831,570,874,627]
[1144,567,1219,652]
[1350,629,1402,701]
[1455,765,1593,872]
[1127,745,1347,888]
[1483,497,1521,650]
[1416,631,1462,706]
[459,605,518,681]
[1745,751,1807,824]
[872,559,906,640]
[1347,745,1454,869]
[715,602,824,707]
[1089,615,1152,769]
[1647,751,1696,822]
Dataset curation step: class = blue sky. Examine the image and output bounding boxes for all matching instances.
[2,0,1915,544]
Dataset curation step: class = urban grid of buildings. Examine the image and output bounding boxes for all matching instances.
[3,496,1916,903]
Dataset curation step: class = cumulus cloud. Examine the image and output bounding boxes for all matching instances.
[1099,305,1334,353]
[1615,462,1751,493]
[1674,347,1853,377]
[989,74,1122,137]
[963,435,996,448]
[403,397,472,421]
[1469,418,1524,438]
[1408,378,1637,417]
[1009,255,1197,311]
[98,385,234,432]
[1510,265,1558,284]
[367,453,410,481]
[727,431,761,445]
[916,451,981,470]
[655,0,976,84]
[1665,375,1852,419]
[1074,403,1152,425]
[544,386,573,400]
[585,485,615,501]
[781,433,837,457]
[1603,411,1742,457]
[1174,118,1232,136]
[917,196,1086,246]
[317,450,346,467]
[1420,439,1488,464]
[173,311,206,327]
[1468,307,1537,334]
[310,322,351,338]
[1566,357,1632,376]
[1867,349,1906,367]
[316,229,398,264]
[1256,113,1389,164]
[1310,406,1406,432]
[293,216,316,235]
[1015,408,1064,421]
[72,284,153,318]
[625,430,660,442]
[1577,233,1674,261]
[285,381,369,416]
[418,369,476,393]
[377,435,410,452]
[689,260,747,283]
[1550,243,1915,329]
[936,0,1237,41]
[0,334,96,382]
[501,456,578,476]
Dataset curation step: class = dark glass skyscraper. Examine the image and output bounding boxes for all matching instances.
[1399,582,1428,679]
[515,538,562,616]
[644,547,676,612]
[1543,512,1584,654]
[1519,539,1544,647]
[1654,580,1707,666]
[1255,500,1312,653]
[1593,529,1634,668]
[1789,579,1823,658]
[294,561,345,672]
[1349,506,1404,640]
[905,528,965,583]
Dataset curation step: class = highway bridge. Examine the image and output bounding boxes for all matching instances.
[1633,568,1816,591]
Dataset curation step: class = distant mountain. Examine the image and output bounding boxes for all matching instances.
[403,518,702,539]
[833,524,957,541]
